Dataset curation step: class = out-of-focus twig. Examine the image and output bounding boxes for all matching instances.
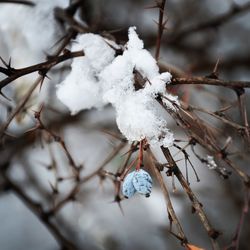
[171,77,250,89]
[0,29,77,139]
[169,2,250,43]
[154,0,167,61]
[1,166,76,250]
[0,0,34,6]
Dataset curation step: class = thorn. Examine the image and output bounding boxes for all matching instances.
[162,19,169,30]
[8,57,12,68]
[206,58,220,79]
[38,73,50,91]
[110,195,124,215]
[213,58,220,76]
[0,56,8,68]
[49,181,58,195]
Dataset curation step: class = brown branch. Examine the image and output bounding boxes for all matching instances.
[0,29,77,139]
[32,106,80,174]
[2,170,76,249]
[147,150,187,244]
[161,147,220,250]
[46,141,126,215]
[225,188,250,250]
[0,50,84,92]
[235,90,250,144]
[165,101,250,184]
[155,0,167,61]
[185,104,247,132]
[0,77,42,139]
[171,77,250,89]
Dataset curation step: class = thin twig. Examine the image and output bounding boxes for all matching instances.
[161,147,220,250]
[155,0,167,61]
[148,149,187,244]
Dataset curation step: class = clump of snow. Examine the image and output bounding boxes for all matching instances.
[57,27,179,147]
[0,0,68,67]
[57,33,116,114]
[100,54,135,105]
[206,155,217,170]
[115,91,174,147]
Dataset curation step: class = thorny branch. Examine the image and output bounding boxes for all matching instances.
[154,0,167,61]
[1,1,250,250]
[0,163,77,250]
[0,50,84,95]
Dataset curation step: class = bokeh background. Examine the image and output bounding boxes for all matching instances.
[0,0,250,249]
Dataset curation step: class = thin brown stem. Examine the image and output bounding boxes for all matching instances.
[148,150,187,243]
[161,147,220,250]
[155,0,167,61]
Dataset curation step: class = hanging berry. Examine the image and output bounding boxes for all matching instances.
[122,169,152,198]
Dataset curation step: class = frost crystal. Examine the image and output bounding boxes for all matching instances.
[57,27,179,147]
[206,155,217,170]
[122,169,152,198]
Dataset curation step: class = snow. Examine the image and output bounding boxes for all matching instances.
[57,34,116,114]
[125,27,159,79]
[206,155,217,170]
[115,91,174,147]
[100,54,135,104]
[56,27,179,147]
[0,0,68,67]
[0,0,68,126]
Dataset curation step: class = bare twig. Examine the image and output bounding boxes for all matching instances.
[0,0,34,6]
[161,147,220,250]
[171,77,250,89]
[148,150,187,244]
[155,0,167,61]
[169,2,250,42]
[1,169,76,249]
[0,50,84,92]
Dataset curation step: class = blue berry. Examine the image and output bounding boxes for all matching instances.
[132,169,152,197]
[122,172,136,198]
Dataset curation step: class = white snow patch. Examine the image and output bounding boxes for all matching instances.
[56,27,178,147]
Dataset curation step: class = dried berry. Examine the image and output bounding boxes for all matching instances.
[132,169,152,197]
[122,169,152,198]
[122,172,136,198]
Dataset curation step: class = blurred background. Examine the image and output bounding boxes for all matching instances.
[0,0,250,249]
